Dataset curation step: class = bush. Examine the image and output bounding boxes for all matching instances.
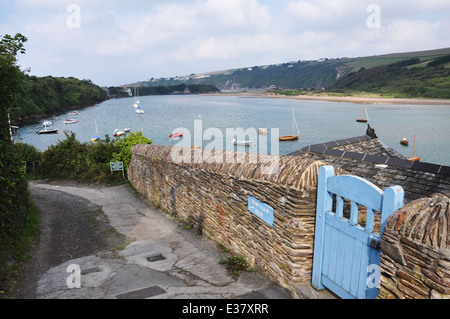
[23,131,152,183]
[39,131,89,180]
[13,142,41,175]
[112,131,153,171]
[36,131,121,182]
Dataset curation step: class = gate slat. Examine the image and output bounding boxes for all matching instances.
[349,240,363,297]
[359,241,371,299]
[322,222,332,278]
[341,235,354,292]
[335,230,347,286]
[327,224,339,280]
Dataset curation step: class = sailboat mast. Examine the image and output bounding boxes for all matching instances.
[292,107,294,135]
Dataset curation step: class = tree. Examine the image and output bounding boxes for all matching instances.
[0,33,31,245]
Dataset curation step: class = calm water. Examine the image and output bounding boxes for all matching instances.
[15,94,450,166]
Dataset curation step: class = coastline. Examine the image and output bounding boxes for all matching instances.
[205,91,450,106]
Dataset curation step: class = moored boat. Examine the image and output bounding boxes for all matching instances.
[400,138,409,146]
[356,104,369,123]
[279,135,299,141]
[64,118,79,124]
[279,107,300,141]
[231,139,251,146]
[37,127,58,134]
[406,135,420,162]
[113,129,124,137]
[169,132,184,138]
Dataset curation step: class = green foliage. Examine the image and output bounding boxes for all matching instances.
[328,64,450,99]
[38,132,88,179]
[134,84,220,96]
[0,202,40,297]
[219,255,252,277]
[36,131,121,182]
[388,58,420,68]
[15,131,152,184]
[112,131,153,171]
[427,54,450,67]
[9,75,109,122]
[0,33,38,284]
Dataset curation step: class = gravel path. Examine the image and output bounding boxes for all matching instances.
[11,182,125,298]
[9,181,294,300]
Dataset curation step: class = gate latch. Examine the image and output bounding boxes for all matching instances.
[369,236,381,250]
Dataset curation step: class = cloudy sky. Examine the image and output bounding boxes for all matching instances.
[1,0,449,86]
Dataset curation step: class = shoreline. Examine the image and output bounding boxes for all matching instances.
[205,91,450,106]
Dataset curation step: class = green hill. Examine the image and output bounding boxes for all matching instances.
[328,55,450,98]
[135,47,450,98]
[10,75,109,123]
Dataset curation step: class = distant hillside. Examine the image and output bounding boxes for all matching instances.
[11,75,109,123]
[132,47,450,96]
[136,84,220,95]
[328,55,450,98]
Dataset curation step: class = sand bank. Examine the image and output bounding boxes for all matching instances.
[206,91,450,106]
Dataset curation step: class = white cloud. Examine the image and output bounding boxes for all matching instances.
[4,0,450,86]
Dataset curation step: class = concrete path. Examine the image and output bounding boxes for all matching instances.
[25,181,293,299]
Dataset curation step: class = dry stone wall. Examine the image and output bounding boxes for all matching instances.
[129,144,450,299]
[128,144,336,295]
[379,192,450,299]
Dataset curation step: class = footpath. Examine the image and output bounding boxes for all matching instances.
[13,181,294,300]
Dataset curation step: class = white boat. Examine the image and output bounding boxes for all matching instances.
[64,118,79,124]
[69,111,79,116]
[231,139,251,146]
[113,129,124,137]
[43,120,52,126]
[37,124,58,134]
[136,108,144,114]
[123,128,131,132]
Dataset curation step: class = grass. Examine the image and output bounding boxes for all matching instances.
[0,203,41,298]
[217,243,254,278]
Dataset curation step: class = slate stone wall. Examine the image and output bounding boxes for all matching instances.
[379,192,450,299]
[129,144,450,299]
[128,144,335,295]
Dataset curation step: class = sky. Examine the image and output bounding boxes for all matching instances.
[1,0,449,87]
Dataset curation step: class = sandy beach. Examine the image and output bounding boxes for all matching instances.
[207,91,450,106]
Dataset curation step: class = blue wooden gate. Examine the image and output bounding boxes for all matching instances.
[312,166,404,299]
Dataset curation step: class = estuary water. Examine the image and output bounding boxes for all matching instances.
[15,94,450,166]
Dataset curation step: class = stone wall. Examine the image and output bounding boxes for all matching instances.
[129,144,450,299]
[128,144,336,296]
[379,192,450,299]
